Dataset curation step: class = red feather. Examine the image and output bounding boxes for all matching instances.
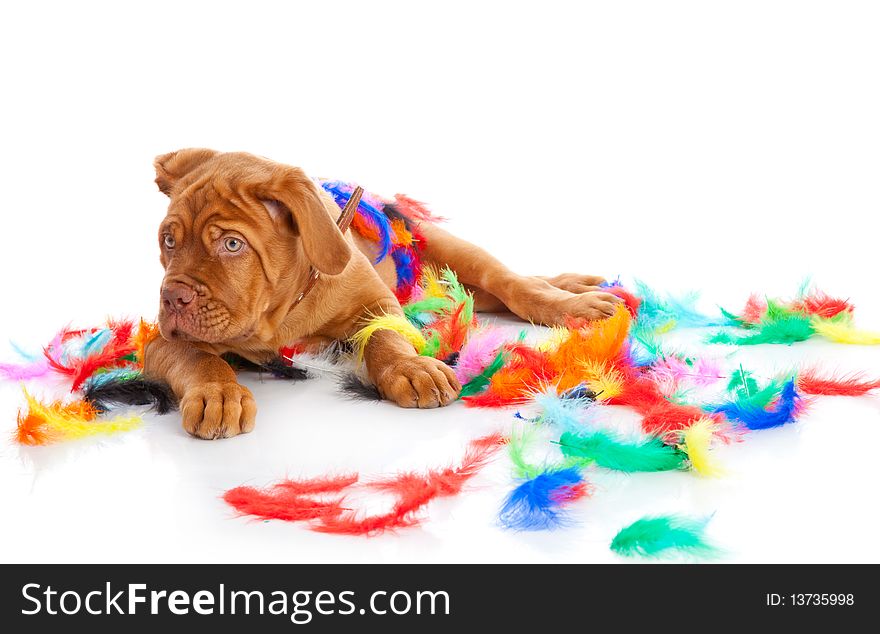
[464,344,552,407]
[314,433,504,535]
[223,474,358,522]
[790,292,853,319]
[392,193,446,224]
[797,369,880,396]
[428,302,474,359]
[608,286,642,317]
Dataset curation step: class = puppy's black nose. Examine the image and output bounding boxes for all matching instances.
[162,282,196,311]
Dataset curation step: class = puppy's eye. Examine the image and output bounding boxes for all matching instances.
[224,237,244,253]
[163,235,175,249]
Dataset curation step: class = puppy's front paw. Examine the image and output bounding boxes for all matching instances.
[376,356,461,408]
[180,381,257,439]
[564,291,623,320]
[540,273,607,293]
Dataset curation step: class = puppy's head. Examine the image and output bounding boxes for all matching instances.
[153,149,352,344]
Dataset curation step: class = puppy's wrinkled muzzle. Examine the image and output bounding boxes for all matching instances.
[161,281,196,314]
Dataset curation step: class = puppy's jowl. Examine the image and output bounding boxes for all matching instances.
[145,149,620,439]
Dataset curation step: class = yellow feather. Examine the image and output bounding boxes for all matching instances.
[350,314,427,361]
[655,319,677,334]
[420,266,446,299]
[812,317,880,345]
[21,388,141,442]
[579,360,624,401]
[680,417,724,477]
[537,326,569,353]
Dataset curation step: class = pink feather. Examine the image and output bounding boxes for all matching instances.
[650,356,725,388]
[0,331,64,381]
[454,327,510,384]
[0,358,50,380]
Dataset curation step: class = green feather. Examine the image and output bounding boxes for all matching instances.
[507,426,545,479]
[557,430,686,473]
[724,367,791,408]
[459,349,506,397]
[440,268,474,323]
[719,306,751,328]
[708,311,814,345]
[726,368,759,399]
[742,380,784,408]
[630,321,666,359]
[420,333,441,358]
[403,296,451,323]
[610,514,718,558]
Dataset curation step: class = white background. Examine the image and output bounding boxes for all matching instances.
[0,1,878,563]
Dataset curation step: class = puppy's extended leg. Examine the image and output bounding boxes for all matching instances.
[330,294,461,408]
[144,337,256,439]
[418,223,621,325]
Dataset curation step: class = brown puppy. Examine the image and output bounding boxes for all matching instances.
[144,149,620,439]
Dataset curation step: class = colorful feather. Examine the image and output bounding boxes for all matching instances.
[650,355,725,388]
[505,426,546,479]
[713,379,802,430]
[632,280,726,329]
[811,317,880,345]
[611,514,718,559]
[2,332,65,381]
[547,305,631,383]
[453,327,509,384]
[350,313,427,361]
[499,467,590,531]
[464,344,553,407]
[315,433,504,535]
[14,387,141,445]
[392,193,446,224]
[796,369,880,396]
[557,430,686,472]
[579,360,626,401]
[0,356,50,381]
[791,290,853,319]
[132,319,160,363]
[83,375,177,414]
[459,348,507,397]
[337,373,383,401]
[679,418,724,476]
[224,474,357,522]
[709,310,815,346]
[533,389,595,430]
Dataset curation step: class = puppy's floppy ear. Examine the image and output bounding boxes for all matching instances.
[154,148,219,196]
[256,166,352,276]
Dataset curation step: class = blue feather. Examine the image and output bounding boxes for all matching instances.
[624,339,657,367]
[534,391,596,431]
[634,279,727,329]
[9,341,39,362]
[319,181,393,263]
[599,277,623,289]
[83,368,143,389]
[82,329,112,355]
[391,248,417,287]
[712,379,801,430]
[499,467,585,531]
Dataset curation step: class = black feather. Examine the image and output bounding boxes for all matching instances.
[561,385,598,401]
[83,377,178,415]
[337,372,382,401]
[380,202,415,233]
[222,353,310,381]
[260,358,309,381]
